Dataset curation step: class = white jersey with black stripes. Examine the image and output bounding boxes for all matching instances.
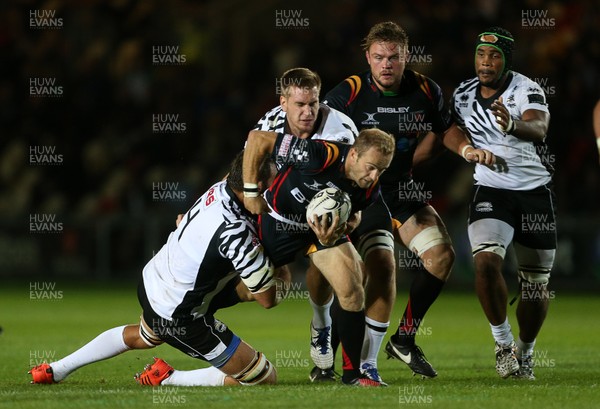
[254,103,358,145]
[142,181,274,320]
[452,71,551,190]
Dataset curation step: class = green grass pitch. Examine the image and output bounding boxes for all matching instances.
[0,283,598,409]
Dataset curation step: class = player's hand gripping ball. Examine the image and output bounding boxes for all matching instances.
[306,188,352,225]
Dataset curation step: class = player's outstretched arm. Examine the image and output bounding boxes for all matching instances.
[242,131,277,214]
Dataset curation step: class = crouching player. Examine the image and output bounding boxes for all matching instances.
[29,152,288,387]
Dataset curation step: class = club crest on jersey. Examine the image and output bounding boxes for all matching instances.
[475,202,493,212]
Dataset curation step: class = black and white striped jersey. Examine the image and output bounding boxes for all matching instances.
[253,103,358,146]
[142,181,274,320]
[451,71,552,190]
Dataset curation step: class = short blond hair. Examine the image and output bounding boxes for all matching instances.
[353,128,395,157]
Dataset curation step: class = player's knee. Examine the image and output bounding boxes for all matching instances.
[518,268,550,302]
[422,244,455,281]
[337,287,365,311]
[474,251,503,277]
[365,249,396,284]
[232,351,276,386]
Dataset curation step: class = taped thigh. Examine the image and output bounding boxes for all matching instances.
[356,229,394,259]
[468,219,514,259]
[139,315,163,347]
[408,225,452,258]
[232,351,274,386]
[514,242,554,284]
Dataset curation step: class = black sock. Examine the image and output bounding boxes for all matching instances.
[394,270,444,346]
[330,296,340,358]
[337,307,365,382]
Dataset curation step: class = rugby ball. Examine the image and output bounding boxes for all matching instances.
[306,188,352,225]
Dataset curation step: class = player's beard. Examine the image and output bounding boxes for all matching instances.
[373,71,401,92]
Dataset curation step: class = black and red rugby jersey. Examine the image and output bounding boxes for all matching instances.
[265,133,380,224]
[324,69,450,189]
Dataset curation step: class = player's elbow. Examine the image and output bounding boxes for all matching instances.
[253,288,280,309]
[247,130,275,154]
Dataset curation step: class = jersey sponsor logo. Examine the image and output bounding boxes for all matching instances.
[325,181,341,190]
[361,112,379,125]
[213,319,227,333]
[527,93,545,104]
[303,180,324,191]
[290,187,308,204]
[205,187,216,206]
[475,202,493,212]
[377,106,410,113]
[278,135,294,157]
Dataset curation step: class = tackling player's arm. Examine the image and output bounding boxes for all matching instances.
[242,130,278,214]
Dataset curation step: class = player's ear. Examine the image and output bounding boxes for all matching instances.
[280,95,287,112]
[365,50,370,64]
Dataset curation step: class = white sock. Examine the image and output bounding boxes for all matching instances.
[490,318,514,346]
[50,325,130,381]
[360,317,389,367]
[516,337,536,359]
[309,295,333,329]
[162,366,226,387]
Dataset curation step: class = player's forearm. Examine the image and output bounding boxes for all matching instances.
[243,131,276,184]
[413,132,442,167]
[510,118,548,142]
[442,124,472,157]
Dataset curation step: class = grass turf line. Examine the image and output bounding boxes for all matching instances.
[0,284,598,409]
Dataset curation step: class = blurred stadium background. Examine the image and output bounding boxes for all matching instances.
[1,0,599,290]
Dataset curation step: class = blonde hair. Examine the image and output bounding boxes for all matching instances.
[353,128,395,157]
